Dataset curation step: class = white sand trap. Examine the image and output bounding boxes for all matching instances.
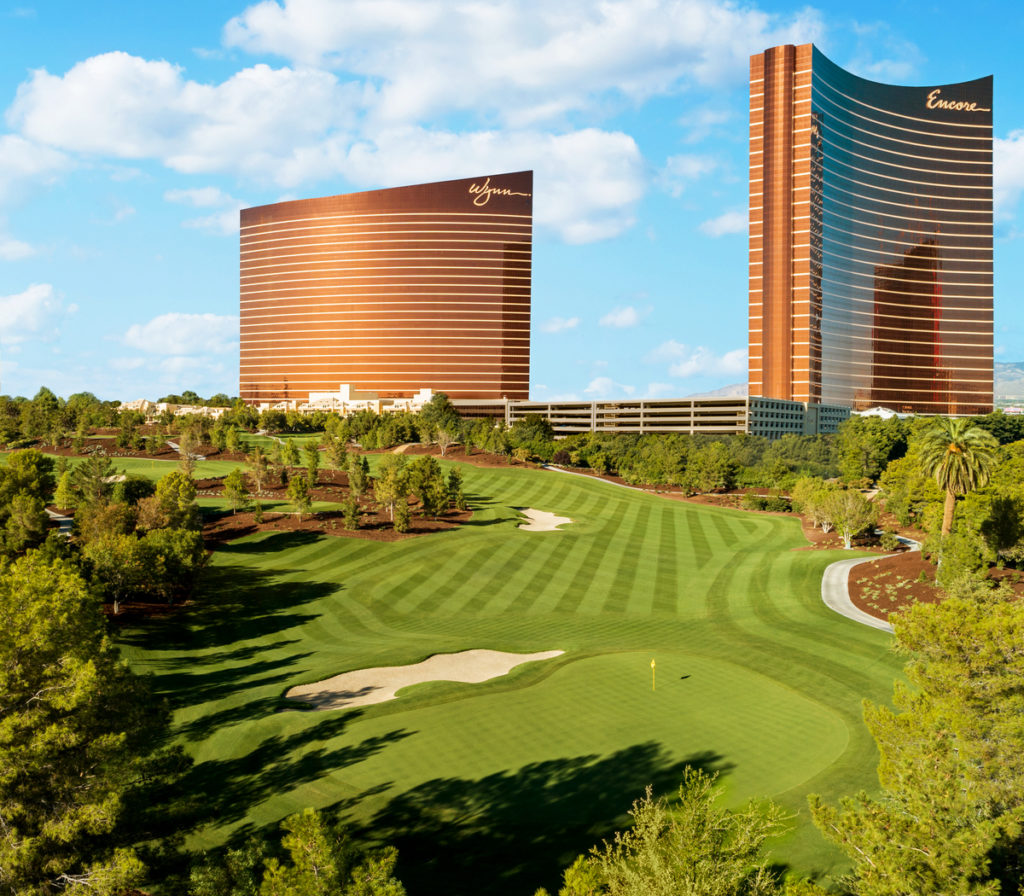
[286,649,564,711]
[518,508,573,531]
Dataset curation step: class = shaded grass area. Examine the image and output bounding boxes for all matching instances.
[118,463,899,895]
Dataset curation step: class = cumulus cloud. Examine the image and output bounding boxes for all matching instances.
[7,51,644,242]
[7,52,360,179]
[649,339,747,378]
[0,283,62,344]
[123,312,238,356]
[540,316,580,333]
[224,0,824,125]
[599,306,641,328]
[699,210,746,237]
[995,130,1024,218]
[0,134,69,203]
[840,23,924,84]
[165,186,247,234]
[584,375,635,397]
[0,234,35,260]
[661,154,718,197]
[338,126,645,243]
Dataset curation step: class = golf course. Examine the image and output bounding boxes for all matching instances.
[116,457,902,894]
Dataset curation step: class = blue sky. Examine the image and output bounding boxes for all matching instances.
[1,0,1022,402]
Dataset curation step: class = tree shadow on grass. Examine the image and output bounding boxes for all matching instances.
[119,560,336,655]
[181,712,414,831]
[365,743,731,896]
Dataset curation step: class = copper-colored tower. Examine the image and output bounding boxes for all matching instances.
[749,44,993,414]
[240,172,532,403]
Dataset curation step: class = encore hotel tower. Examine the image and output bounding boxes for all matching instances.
[749,44,993,415]
[239,172,532,403]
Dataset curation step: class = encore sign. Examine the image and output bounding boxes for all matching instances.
[468,177,532,207]
[925,89,990,113]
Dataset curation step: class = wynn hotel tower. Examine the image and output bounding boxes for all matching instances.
[749,44,993,415]
[239,172,532,403]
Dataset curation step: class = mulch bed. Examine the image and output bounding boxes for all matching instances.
[199,467,471,545]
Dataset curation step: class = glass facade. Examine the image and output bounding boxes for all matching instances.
[239,172,532,403]
[750,44,993,414]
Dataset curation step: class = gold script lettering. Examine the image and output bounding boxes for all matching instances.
[926,88,990,113]
[468,177,532,207]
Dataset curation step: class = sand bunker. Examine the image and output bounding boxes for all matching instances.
[287,648,564,711]
[518,508,573,531]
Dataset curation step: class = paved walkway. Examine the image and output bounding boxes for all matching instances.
[820,555,894,633]
[820,535,922,634]
[45,508,74,537]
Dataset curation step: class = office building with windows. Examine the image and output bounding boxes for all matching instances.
[749,44,993,414]
[239,171,532,403]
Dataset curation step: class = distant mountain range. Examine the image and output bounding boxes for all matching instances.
[995,362,1024,402]
[686,363,1024,405]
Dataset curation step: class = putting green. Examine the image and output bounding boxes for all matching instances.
[115,461,896,894]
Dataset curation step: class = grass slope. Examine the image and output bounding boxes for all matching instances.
[117,462,899,895]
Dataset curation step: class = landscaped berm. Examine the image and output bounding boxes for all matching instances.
[118,460,900,895]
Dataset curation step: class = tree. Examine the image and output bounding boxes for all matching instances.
[72,452,116,507]
[83,531,149,614]
[917,417,998,537]
[823,488,876,550]
[541,768,785,896]
[282,439,300,469]
[223,468,251,515]
[341,497,360,531]
[374,455,408,522]
[447,467,467,510]
[153,469,200,530]
[811,590,1024,896]
[407,455,448,517]
[189,809,405,896]
[348,455,369,498]
[248,446,269,494]
[3,494,49,555]
[303,441,321,484]
[178,430,199,476]
[258,811,405,896]
[288,474,312,521]
[436,428,457,457]
[53,470,77,511]
[0,553,187,894]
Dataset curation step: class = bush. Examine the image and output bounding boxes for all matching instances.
[742,494,768,511]
[879,531,902,552]
[763,495,791,513]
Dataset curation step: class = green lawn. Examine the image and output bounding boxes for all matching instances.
[116,462,896,894]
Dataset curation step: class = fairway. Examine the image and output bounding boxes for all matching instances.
[118,461,900,894]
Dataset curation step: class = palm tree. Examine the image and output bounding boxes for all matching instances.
[917,417,998,537]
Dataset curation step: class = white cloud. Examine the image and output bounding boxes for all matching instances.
[339,126,645,243]
[645,382,676,398]
[584,375,635,397]
[995,130,1024,218]
[661,154,717,197]
[165,186,247,234]
[0,234,35,260]
[123,312,238,356]
[699,210,746,237]
[840,24,924,84]
[224,0,824,125]
[0,283,62,344]
[7,52,360,179]
[649,339,747,378]
[7,52,644,242]
[0,134,70,203]
[600,305,641,328]
[540,316,580,333]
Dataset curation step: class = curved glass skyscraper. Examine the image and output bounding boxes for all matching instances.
[749,44,992,414]
[239,172,532,404]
